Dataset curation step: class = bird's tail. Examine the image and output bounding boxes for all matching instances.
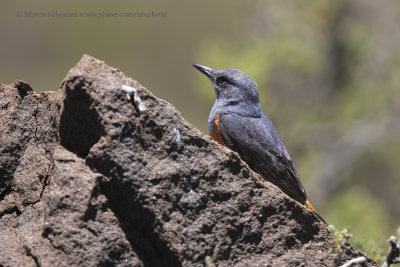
[306,200,327,225]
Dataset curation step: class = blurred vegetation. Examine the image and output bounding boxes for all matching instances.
[1,0,400,254]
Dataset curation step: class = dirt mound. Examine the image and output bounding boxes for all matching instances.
[0,55,376,266]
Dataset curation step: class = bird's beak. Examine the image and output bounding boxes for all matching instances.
[193,64,214,80]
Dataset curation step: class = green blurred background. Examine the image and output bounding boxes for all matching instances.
[1,0,399,254]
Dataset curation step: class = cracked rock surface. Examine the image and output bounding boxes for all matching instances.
[0,55,377,266]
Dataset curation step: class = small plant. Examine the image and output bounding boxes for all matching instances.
[328,225,353,253]
[205,256,216,267]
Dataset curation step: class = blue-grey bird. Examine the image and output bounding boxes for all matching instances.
[193,64,326,224]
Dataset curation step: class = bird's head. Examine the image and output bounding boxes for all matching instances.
[193,64,260,110]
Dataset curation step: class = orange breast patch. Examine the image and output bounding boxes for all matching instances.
[210,114,225,146]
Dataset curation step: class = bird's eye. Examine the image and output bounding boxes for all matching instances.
[216,76,229,86]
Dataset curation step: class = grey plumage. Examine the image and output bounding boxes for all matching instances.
[193,63,318,212]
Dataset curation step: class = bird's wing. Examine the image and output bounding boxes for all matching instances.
[218,112,307,204]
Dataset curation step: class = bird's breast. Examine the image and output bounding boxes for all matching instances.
[210,113,225,146]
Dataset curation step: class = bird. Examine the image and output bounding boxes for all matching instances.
[193,64,326,224]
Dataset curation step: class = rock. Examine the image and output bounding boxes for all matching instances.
[0,55,377,266]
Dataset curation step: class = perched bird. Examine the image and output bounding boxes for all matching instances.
[193,64,326,224]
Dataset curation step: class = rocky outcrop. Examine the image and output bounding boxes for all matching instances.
[0,55,376,266]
